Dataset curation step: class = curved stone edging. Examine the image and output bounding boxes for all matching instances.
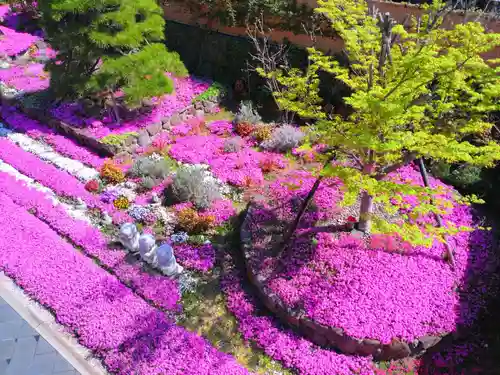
[240,203,448,361]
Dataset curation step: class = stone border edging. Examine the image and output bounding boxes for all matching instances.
[1,93,220,159]
[240,203,447,361]
[1,95,118,156]
[0,272,108,375]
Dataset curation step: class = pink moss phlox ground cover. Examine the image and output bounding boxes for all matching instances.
[0,5,10,20]
[0,63,50,92]
[222,258,375,375]
[208,120,233,136]
[174,243,215,272]
[51,75,210,138]
[0,193,250,374]
[249,165,496,344]
[1,108,104,168]
[170,199,236,226]
[0,25,38,56]
[169,133,288,186]
[0,138,128,223]
[0,171,180,311]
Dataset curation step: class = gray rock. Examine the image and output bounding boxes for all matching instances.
[128,144,139,153]
[194,101,203,110]
[161,116,171,125]
[358,338,381,356]
[203,101,217,113]
[142,98,154,107]
[195,109,205,118]
[170,114,181,126]
[419,335,442,350]
[381,339,411,360]
[162,120,171,130]
[137,131,151,147]
[124,135,137,146]
[146,122,162,136]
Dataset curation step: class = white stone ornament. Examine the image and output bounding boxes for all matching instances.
[102,212,113,225]
[138,234,158,265]
[118,223,140,253]
[156,243,183,276]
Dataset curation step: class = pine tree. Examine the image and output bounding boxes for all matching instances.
[39,0,187,112]
[261,0,500,247]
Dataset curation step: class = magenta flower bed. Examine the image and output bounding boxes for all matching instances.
[0,171,180,311]
[0,63,50,92]
[169,132,288,187]
[2,108,104,168]
[0,138,128,223]
[174,243,215,272]
[0,5,10,20]
[222,258,375,375]
[0,192,250,374]
[0,25,38,56]
[170,199,236,226]
[247,165,495,344]
[51,75,210,138]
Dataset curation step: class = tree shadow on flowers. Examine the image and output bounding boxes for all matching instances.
[415,209,500,375]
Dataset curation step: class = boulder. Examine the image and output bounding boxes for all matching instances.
[137,131,151,147]
[146,122,162,136]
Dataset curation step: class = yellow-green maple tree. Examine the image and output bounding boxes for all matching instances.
[260,0,500,247]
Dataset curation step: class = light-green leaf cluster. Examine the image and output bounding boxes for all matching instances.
[260,0,500,244]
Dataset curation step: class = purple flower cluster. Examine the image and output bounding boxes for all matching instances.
[0,171,180,310]
[2,108,104,168]
[200,199,236,225]
[221,258,375,375]
[169,133,288,186]
[0,25,38,56]
[0,191,250,374]
[247,165,496,344]
[174,243,215,272]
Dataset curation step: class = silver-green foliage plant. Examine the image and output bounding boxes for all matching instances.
[129,157,170,179]
[261,124,304,152]
[141,176,156,190]
[223,136,243,153]
[167,166,221,209]
[234,101,262,125]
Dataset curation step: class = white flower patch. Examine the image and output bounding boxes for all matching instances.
[0,157,91,223]
[7,132,99,182]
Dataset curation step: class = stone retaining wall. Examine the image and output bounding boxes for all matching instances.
[0,93,219,159]
[240,203,448,361]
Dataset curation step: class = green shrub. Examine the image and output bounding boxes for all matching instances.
[193,82,226,103]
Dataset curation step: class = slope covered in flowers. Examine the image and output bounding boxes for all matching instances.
[0,191,250,374]
[51,75,210,138]
[246,164,496,344]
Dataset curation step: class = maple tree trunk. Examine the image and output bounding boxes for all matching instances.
[281,175,324,251]
[281,154,335,253]
[417,158,455,267]
[357,191,374,232]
